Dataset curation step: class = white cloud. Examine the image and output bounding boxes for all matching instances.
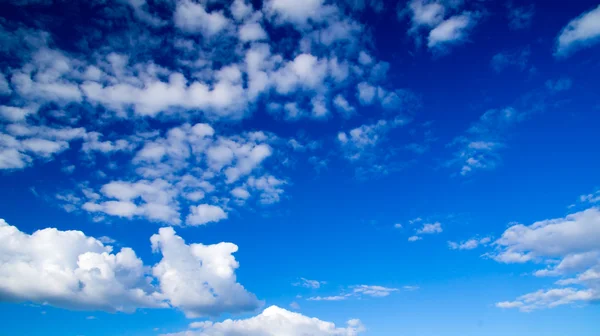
[186,204,228,226]
[428,13,476,50]
[496,288,597,312]
[352,285,398,297]
[307,284,399,302]
[151,227,261,317]
[239,22,268,42]
[356,82,376,105]
[293,278,326,289]
[0,219,262,317]
[0,105,35,122]
[492,207,600,311]
[408,235,422,242]
[231,187,251,199]
[555,5,600,57]
[493,208,600,264]
[579,190,600,204]
[337,117,409,162]
[263,0,334,27]
[416,222,442,234]
[448,107,523,175]
[333,94,355,117]
[174,0,231,36]
[448,237,490,250]
[231,0,254,21]
[83,179,181,224]
[161,305,364,336]
[0,218,164,312]
[82,132,134,154]
[406,0,446,29]
[0,124,86,170]
[78,123,282,224]
[247,175,285,204]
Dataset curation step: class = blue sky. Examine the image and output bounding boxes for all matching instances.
[1,0,600,335]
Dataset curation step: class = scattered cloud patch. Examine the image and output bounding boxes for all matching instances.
[492,207,600,311]
[448,107,524,175]
[293,278,326,289]
[555,5,600,57]
[448,237,491,250]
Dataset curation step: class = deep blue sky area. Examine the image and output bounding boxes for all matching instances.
[0,0,599,335]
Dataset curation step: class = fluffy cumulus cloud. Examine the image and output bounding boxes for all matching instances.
[0,220,259,317]
[151,227,261,317]
[162,305,365,336]
[0,0,398,126]
[0,218,164,312]
[555,5,600,57]
[492,207,600,311]
[427,12,477,50]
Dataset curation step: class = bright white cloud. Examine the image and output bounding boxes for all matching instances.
[0,218,164,312]
[416,222,442,234]
[0,124,86,170]
[406,0,446,29]
[174,0,231,36]
[77,123,282,224]
[555,5,600,57]
[162,305,365,336]
[0,219,262,317]
[83,179,181,224]
[428,13,476,50]
[151,227,261,318]
[239,22,268,42]
[186,204,228,226]
[264,0,334,27]
[492,207,600,311]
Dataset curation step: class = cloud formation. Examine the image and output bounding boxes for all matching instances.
[492,207,600,311]
[0,219,260,317]
[162,305,365,336]
[555,5,600,57]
